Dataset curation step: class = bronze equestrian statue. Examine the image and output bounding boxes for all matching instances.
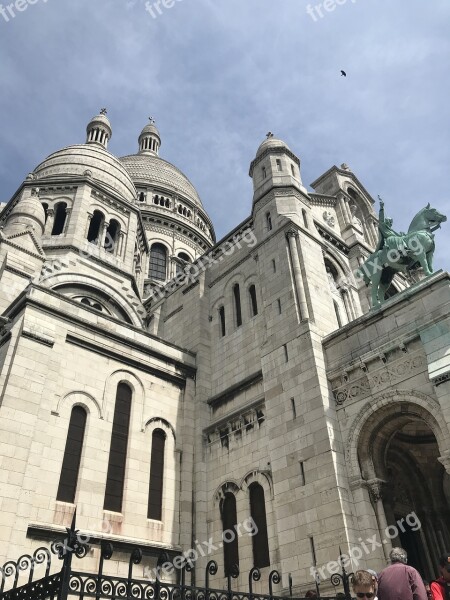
[358,199,447,308]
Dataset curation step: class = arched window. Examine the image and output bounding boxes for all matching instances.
[148,429,166,520]
[262,166,267,179]
[249,483,270,568]
[41,203,49,224]
[149,243,167,280]
[176,252,191,276]
[87,210,104,244]
[56,406,87,503]
[221,493,239,575]
[103,383,132,513]
[51,202,67,236]
[139,192,145,202]
[233,284,242,327]
[249,285,258,317]
[104,219,120,254]
[266,212,272,231]
[219,306,226,337]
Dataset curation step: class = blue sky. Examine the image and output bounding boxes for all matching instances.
[1,0,449,269]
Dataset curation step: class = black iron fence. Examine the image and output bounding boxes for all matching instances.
[0,514,354,600]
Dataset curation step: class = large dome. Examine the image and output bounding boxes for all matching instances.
[33,144,137,203]
[120,154,203,209]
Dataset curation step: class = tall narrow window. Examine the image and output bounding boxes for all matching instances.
[233,284,242,327]
[299,461,306,486]
[139,192,145,202]
[291,397,297,419]
[149,243,167,280]
[266,213,272,231]
[221,493,239,575]
[249,483,270,568]
[51,202,67,236]
[103,383,132,513]
[57,406,87,503]
[219,306,226,337]
[291,164,296,177]
[249,285,258,317]
[148,429,166,520]
[87,210,104,243]
[276,159,282,172]
[104,219,120,254]
[262,166,267,179]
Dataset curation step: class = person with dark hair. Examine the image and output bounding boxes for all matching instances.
[430,554,450,600]
[377,547,427,600]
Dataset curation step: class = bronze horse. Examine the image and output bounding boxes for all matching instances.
[359,204,447,308]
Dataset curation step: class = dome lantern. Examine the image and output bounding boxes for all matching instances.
[138,117,161,155]
[86,109,112,149]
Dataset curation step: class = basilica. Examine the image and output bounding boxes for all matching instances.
[0,111,449,595]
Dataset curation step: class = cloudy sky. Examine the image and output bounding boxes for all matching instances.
[1,0,449,268]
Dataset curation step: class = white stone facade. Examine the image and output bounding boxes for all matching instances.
[0,118,448,595]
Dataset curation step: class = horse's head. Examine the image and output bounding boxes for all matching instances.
[422,203,447,227]
[409,203,447,232]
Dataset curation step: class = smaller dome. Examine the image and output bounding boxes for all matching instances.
[138,118,161,155]
[86,109,112,149]
[140,122,160,138]
[256,134,291,157]
[3,192,46,236]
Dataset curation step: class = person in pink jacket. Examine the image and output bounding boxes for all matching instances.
[377,547,428,600]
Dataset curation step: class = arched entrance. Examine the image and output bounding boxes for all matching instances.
[354,399,450,582]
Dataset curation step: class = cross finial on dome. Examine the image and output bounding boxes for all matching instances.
[100,108,108,115]
[266,131,274,139]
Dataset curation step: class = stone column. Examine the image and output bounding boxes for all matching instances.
[100,220,110,249]
[63,207,72,234]
[339,196,350,225]
[44,208,55,236]
[286,230,309,321]
[85,213,93,238]
[367,479,391,561]
[117,231,125,257]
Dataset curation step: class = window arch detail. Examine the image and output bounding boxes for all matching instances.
[148,429,166,520]
[248,284,258,317]
[249,483,270,568]
[149,243,167,280]
[103,382,132,513]
[52,202,68,236]
[221,492,239,575]
[233,283,242,327]
[87,210,104,244]
[56,406,87,503]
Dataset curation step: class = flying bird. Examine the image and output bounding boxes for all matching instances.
[341,70,347,77]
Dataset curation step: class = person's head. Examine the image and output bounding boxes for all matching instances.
[305,592,318,599]
[438,554,450,582]
[352,570,377,599]
[385,218,393,227]
[389,547,408,565]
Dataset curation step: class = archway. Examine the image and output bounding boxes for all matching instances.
[357,406,450,581]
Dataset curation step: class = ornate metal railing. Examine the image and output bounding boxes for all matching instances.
[0,513,354,600]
